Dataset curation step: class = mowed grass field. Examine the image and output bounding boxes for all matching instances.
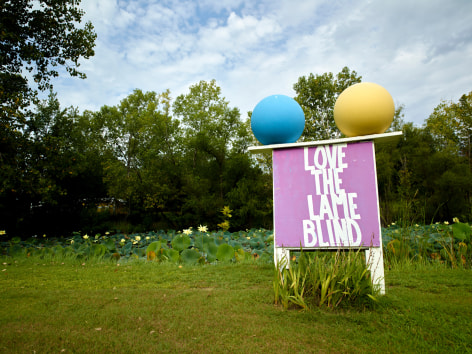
[1,258,471,353]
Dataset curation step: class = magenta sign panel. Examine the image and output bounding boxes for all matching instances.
[273,141,381,248]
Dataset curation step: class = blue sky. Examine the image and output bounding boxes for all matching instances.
[51,0,472,126]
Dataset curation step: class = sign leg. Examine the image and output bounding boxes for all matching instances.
[274,246,290,270]
[365,247,385,295]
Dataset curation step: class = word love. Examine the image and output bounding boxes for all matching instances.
[304,144,348,195]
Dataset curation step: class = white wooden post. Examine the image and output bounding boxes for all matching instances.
[365,247,385,295]
[274,245,290,270]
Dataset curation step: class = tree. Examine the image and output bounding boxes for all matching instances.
[173,80,269,229]
[425,91,472,164]
[0,0,96,119]
[173,80,242,201]
[0,0,96,235]
[0,0,96,187]
[376,97,472,225]
[93,89,181,224]
[293,66,362,141]
[423,92,472,220]
[0,91,107,236]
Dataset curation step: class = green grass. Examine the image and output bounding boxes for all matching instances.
[1,257,471,353]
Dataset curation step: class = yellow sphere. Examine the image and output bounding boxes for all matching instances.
[334,82,395,137]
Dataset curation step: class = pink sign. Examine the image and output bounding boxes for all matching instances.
[273,141,381,248]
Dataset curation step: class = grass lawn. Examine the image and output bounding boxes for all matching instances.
[1,258,471,353]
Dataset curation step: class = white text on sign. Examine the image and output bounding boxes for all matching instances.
[302,144,362,247]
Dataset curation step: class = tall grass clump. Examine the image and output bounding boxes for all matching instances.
[273,249,378,311]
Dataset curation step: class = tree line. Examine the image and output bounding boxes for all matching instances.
[1,1,471,237]
[2,72,472,237]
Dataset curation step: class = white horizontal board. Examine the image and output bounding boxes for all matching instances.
[248,131,403,154]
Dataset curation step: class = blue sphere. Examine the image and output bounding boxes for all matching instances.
[251,95,305,145]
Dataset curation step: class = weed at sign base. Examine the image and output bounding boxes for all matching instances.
[274,249,378,311]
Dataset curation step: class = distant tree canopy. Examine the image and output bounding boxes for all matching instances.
[1,81,274,236]
[376,92,472,224]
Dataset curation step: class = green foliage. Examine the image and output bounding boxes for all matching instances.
[171,235,191,252]
[293,66,362,140]
[0,0,96,130]
[1,89,108,237]
[180,249,201,264]
[86,89,182,221]
[3,80,272,236]
[1,0,96,93]
[4,52,472,241]
[274,249,378,310]
[0,229,275,266]
[172,80,267,230]
[376,101,472,225]
[0,1,97,236]
[383,221,472,269]
[452,221,471,241]
[216,243,235,262]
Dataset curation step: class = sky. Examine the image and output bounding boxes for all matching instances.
[50,0,472,126]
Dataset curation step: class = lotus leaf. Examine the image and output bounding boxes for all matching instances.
[146,241,161,254]
[64,246,75,255]
[253,249,263,257]
[181,249,201,264]
[235,248,251,262]
[104,238,117,252]
[77,244,90,256]
[452,222,471,241]
[172,235,191,252]
[205,241,218,263]
[250,239,264,249]
[91,244,107,258]
[232,243,243,252]
[217,244,234,262]
[229,240,240,248]
[194,234,212,250]
[215,236,226,245]
[164,249,180,263]
[147,251,157,261]
[70,241,81,251]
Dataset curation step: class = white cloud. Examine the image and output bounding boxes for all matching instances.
[50,0,472,126]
